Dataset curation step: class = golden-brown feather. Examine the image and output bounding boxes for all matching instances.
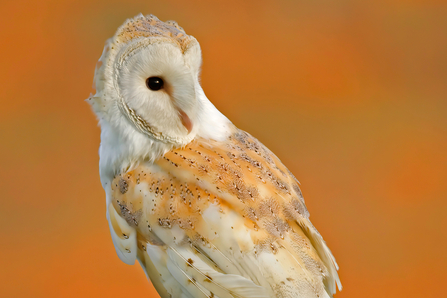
[109,128,339,297]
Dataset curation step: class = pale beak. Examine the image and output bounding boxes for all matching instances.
[178,109,193,134]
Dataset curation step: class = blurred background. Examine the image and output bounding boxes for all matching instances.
[1,0,446,297]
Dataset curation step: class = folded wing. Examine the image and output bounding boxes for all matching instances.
[106,129,341,297]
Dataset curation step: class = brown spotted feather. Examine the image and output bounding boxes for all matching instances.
[109,129,339,297]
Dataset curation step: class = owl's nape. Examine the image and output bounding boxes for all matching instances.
[88,14,341,298]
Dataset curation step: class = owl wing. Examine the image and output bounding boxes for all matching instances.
[107,129,341,298]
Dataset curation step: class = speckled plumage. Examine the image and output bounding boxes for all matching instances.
[89,14,341,298]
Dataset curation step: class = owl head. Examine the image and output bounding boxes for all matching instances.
[88,14,230,177]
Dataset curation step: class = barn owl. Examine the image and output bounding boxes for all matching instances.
[88,14,341,298]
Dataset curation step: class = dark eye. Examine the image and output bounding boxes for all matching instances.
[146,77,164,91]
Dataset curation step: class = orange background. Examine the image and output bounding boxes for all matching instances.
[1,0,446,297]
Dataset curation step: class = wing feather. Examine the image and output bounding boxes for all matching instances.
[298,218,342,294]
[107,128,341,297]
[167,247,270,298]
[107,203,137,264]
